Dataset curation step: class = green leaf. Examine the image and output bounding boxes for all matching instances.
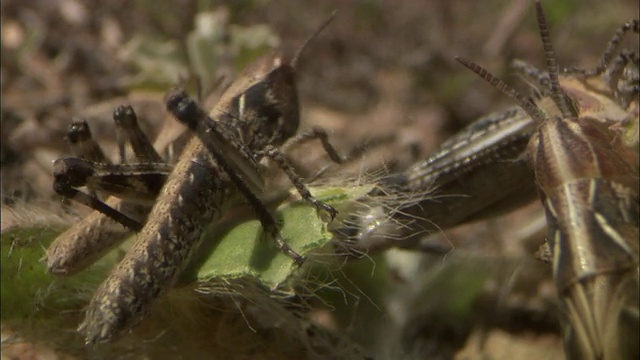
[189,184,375,290]
[0,184,374,357]
[1,184,374,328]
[1,226,123,347]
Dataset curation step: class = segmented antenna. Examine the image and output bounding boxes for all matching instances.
[456,57,546,124]
[291,10,337,67]
[534,0,576,118]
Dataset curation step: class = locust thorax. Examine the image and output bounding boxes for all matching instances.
[229,54,300,151]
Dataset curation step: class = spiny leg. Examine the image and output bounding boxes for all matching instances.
[280,127,350,164]
[563,19,639,105]
[52,158,171,231]
[565,19,639,77]
[54,109,172,232]
[261,144,336,221]
[53,158,171,203]
[53,159,143,232]
[215,150,305,264]
[279,127,395,181]
[265,129,392,218]
[47,117,156,274]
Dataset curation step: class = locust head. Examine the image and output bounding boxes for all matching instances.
[210,11,336,152]
[224,53,300,150]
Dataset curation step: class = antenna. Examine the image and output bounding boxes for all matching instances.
[456,57,547,124]
[291,10,338,67]
[534,0,576,118]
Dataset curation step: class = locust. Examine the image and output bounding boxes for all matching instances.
[45,14,346,344]
[454,3,638,358]
[353,2,638,358]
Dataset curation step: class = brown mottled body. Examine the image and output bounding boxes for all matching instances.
[530,117,639,360]
[344,0,638,356]
[79,137,242,341]
[78,59,297,342]
[78,14,339,343]
[454,2,638,358]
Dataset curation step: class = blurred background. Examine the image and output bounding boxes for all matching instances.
[1,0,637,359]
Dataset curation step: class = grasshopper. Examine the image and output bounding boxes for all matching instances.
[424,1,639,359]
[358,5,638,250]
[453,2,638,359]
[352,1,637,358]
[45,15,347,343]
